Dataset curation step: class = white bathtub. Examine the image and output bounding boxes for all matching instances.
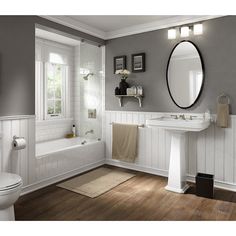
[36,137,101,158]
[34,137,105,184]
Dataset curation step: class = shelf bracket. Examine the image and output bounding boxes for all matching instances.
[118,97,123,107]
[115,95,143,107]
[135,96,142,107]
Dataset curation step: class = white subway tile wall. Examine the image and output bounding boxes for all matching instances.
[78,43,103,139]
[36,120,73,142]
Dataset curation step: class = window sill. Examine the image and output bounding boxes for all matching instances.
[36,118,73,125]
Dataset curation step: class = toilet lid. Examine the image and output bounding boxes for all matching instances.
[0,172,22,191]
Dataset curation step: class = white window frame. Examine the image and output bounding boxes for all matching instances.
[44,62,67,120]
[35,38,72,122]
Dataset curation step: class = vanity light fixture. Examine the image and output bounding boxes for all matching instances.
[180,26,190,37]
[193,23,203,35]
[168,28,176,39]
[168,23,203,39]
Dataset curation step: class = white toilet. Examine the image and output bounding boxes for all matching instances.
[0,173,22,221]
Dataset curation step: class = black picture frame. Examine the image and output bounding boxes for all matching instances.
[114,55,127,74]
[132,53,145,72]
[166,40,205,109]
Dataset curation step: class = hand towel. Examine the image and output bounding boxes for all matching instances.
[112,123,138,163]
[216,103,229,128]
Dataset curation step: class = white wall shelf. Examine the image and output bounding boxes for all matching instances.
[115,95,143,107]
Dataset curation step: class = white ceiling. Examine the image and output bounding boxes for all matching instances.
[35,28,80,46]
[41,15,223,40]
[69,15,176,32]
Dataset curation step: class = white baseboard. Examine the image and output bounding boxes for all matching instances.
[105,159,168,178]
[186,175,236,192]
[21,159,106,195]
[106,159,236,192]
[21,158,236,196]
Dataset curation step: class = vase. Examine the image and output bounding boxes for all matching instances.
[115,87,120,95]
[119,79,129,95]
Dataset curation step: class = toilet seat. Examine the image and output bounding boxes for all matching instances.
[0,182,22,191]
[0,173,22,191]
[0,173,22,221]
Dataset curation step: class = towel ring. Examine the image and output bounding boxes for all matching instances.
[217,93,230,104]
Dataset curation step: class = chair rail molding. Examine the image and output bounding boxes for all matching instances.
[0,115,35,121]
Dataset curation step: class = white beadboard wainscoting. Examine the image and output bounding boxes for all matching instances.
[2,111,236,195]
[0,116,105,195]
[105,111,236,191]
[0,115,36,187]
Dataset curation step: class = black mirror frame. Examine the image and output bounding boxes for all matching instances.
[166,40,205,109]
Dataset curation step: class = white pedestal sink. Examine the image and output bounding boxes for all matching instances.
[146,115,210,193]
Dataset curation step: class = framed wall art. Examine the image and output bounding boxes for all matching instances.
[114,55,126,73]
[132,53,145,72]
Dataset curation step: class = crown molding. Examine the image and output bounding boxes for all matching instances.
[40,15,224,40]
[40,15,107,39]
[106,15,224,39]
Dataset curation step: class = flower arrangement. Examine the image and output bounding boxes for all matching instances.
[115,69,131,80]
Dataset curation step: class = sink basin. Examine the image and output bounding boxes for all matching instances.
[146,116,210,132]
[146,114,211,193]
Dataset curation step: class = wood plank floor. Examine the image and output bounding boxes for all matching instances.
[15,165,236,221]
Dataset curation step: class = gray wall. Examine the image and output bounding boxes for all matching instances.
[0,17,35,116]
[105,16,236,114]
[0,16,105,117]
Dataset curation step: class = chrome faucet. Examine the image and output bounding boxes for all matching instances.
[179,114,186,120]
[81,140,87,145]
[170,115,178,119]
[189,115,197,120]
[85,129,94,135]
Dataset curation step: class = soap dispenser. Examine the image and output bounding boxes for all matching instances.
[72,124,76,137]
[204,109,211,121]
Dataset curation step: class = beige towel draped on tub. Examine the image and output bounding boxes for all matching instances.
[112,123,138,163]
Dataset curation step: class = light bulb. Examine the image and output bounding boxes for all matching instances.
[180,26,190,37]
[168,29,176,39]
[194,23,203,35]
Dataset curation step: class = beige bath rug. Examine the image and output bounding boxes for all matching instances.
[57,167,135,198]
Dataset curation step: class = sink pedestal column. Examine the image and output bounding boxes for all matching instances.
[165,131,189,193]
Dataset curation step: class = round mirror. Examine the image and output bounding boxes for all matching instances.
[167,41,204,109]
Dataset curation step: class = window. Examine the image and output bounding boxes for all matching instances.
[46,63,67,118]
[35,38,72,121]
[189,70,203,103]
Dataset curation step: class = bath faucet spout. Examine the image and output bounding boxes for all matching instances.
[85,129,94,135]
